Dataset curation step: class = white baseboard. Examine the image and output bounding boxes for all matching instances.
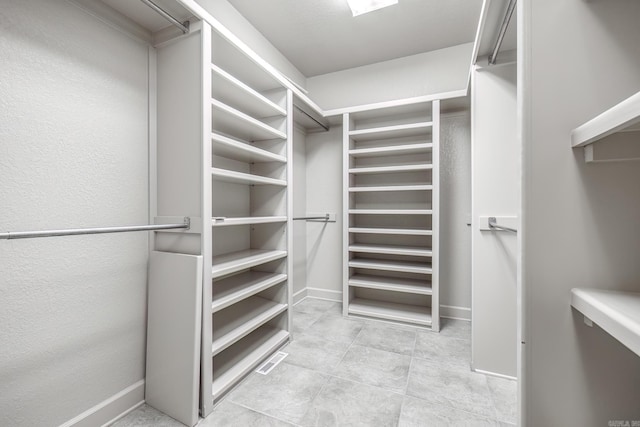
[306,287,342,302]
[293,288,308,305]
[58,380,145,427]
[440,305,471,321]
[472,368,517,381]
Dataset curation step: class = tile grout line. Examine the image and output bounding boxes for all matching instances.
[228,400,303,427]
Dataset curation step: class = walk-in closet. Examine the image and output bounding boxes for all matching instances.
[2,0,640,426]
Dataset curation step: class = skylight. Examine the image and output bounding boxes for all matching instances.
[347,0,399,17]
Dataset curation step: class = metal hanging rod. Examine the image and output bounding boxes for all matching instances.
[488,0,516,65]
[139,0,190,34]
[293,214,330,221]
[488,217,517,233]
[293,104,330,132]
[0,218,190,240]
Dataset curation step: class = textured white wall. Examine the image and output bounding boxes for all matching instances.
[439,113,472,316]
[195,0,307,89]
[0,1,149,425]
[306,43,473,111]
[292,127,307,297]
[521,0,640,424]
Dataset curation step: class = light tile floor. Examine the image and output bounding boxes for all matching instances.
[112,298,517,427]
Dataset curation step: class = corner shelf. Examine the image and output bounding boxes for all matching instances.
[570,288,640,357]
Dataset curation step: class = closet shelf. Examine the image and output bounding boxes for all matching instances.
[349,258,432,275]
[212,133,286,164]
[570,288,640,357]
[349,122,433,141]
[349,143,433,157]
[212,63,286,119]
[212,327,289,400]
[212,296,287,356]
[212,216,287,227]
[211,249,288,279]
[212,98,286,142]
[348,209,432,215]
[211,168,287,186]
[349,298,432,326]
[212,271,288,313]
[349,164,432,174]
[349,185,432,192]
[571,91,640,148]
[349,227,432,236]
[349,274,432,295]
[349,244,432,257]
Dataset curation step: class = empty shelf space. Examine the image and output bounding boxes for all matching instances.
[212,133,286,164]
[349,244,432,257]
[212,63,286,118]
[212,327,289,400]
[212,98,286,142]
[349,298,432,326]
[349,258,432,274]
[212,216,287,227]
[349,274,432,295]
[570,288,640,357]
[212,271,288,313]
[349,185,432,192]
[212,296,287,356]
[212,168,287,186]
[349,227,432,236]
[212,249,287,279]
[349,164,432,174]
[349,209,432,215]
[571,91,640,148]
[349,143,433,157]
[349,122,433,141]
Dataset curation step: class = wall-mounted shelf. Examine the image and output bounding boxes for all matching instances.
[348,227,432,236]
[349,185,433,192]
[212,133,286,164]
[349,274,432,295]
[349,258,432,274]
[349,143,433,157]
[571,91,640,163]
[349,164,432,174]
[212,216,287,227]
[349,209,432,215]
[212,271,287,313]
[349,298,432,326]
[211,98,286,142]
[211,249,288,278]
[571,288,640,357]
[349,122,433,141]
[211,168,287,186]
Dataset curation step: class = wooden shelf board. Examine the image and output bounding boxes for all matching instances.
[571,91,640,148]
[349,298,432,326]
[212,327,289,400]
[349,185,432,192]
[349,122,433,141]
[349,244,432,257]
[571,288,640,357]
[349,257,432,274]
[349,164,432,174]
[212,216,287,227]
[212,271,287,313]
[212,63,286,119]
[211,167,287,186]
[349,143,433,157]
[212,98,286,142]
[212,296,287,356]
[349,227,432,236]
[212,133,286,164]
[349,274,432,295]
[211,249,287,279]
[349,209,432,215]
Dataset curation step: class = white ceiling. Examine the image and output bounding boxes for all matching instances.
[101,0,193,32]
[227,0,484,77]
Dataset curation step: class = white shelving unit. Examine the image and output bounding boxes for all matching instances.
[342,101,440,330]
[571,91,640,163]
